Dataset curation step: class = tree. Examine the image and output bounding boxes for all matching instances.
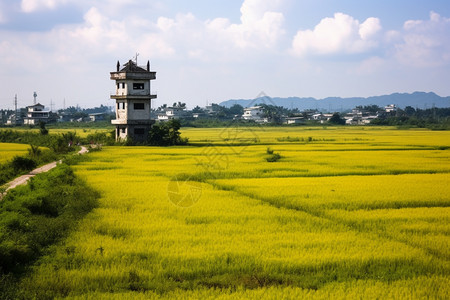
[228,104,244,116]
[404,106,416,116]
[148,120,188,146]
[192,105,204,113]
[38,121,48,135]
[329,113,346,125]
[28,144,41,159]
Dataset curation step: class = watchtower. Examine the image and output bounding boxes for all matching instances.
[110,59,156,142]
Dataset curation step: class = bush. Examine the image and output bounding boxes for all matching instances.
[328,113,346,125]
[266,153,281,162]
[39,121,48,135]
[85,131,115,145]
[148,120,188,146]
[11,156,36,172]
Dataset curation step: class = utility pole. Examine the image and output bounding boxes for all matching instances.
[33,91,37,105]
[50,99,54,112]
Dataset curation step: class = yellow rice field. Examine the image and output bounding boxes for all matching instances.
[16,127,450,299]
[0,142,32,163]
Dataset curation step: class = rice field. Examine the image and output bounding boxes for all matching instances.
[15,126,450,299]
[0,142,33,163]
[6,127,112,138]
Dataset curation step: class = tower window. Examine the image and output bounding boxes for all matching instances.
[134,103,145,110]
[121,128,126,133]
[133,83,144,90]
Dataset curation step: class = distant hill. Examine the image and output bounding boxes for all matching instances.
[219,92,450,112]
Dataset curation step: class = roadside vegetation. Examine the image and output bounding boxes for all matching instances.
[0,162,99,299]
[0,143,58,186]
[4,126,448,299]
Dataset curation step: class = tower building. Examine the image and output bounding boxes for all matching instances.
[110,59,156,142]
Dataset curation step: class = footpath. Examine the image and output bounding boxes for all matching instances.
[1,146,88,196]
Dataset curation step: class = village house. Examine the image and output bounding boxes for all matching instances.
[385,104,397,113]
[242,106,265,122]
[23,103,52,125]
[157,106,185,121]
[89,112,108,122]
[285,116,305,125]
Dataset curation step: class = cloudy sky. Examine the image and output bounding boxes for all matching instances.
[1,0,449,109]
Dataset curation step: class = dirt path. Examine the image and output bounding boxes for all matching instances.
[1,146,88,195]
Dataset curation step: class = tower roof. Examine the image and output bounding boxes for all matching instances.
[111,59,156,80]
[120,60,148,72]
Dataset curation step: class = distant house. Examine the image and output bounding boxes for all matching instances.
[311,113,326,121]
[157,106,185,121]
[385,104,397,113]
[242,106,264,122]
[6,114,18,126]
[89,112,107,122]
[285,117,305,125]
[23,103,52,125]
[193,112,207,119]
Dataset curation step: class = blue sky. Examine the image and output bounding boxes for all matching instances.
[1,0,449,109]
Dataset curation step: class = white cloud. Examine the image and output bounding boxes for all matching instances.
[6,0,287,70]
[394,11,450,67]
[290,13,382,56]
[21,0,68,13]
[240,0,284,23]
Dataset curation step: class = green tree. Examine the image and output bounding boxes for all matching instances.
[329,113,346,125]
[38,121,48,135]
[148,120,188,146]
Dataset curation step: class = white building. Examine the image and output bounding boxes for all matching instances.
[23,103,51,125]
[385,104,397,113]
[89,112,107,122]
[242,106,264,122]
[285,117,305,125]
[110,59,157,141]
[156,107,185,121]
[6,114,18,126]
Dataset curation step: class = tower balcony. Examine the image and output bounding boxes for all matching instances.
[110,71,156,81]
[110,94,157,100]
[111,119,155,125]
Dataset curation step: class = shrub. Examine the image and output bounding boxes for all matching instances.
[266,153,281,162]
[148,120,188,146]
[11,156,36,172]
[39,121,48,135]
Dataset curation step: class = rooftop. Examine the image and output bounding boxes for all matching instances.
[119,60,148,72]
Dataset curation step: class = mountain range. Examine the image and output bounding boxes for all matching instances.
[219,92,450,112]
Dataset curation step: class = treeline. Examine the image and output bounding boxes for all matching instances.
[0,163,99,298]
[370,106,450,129]
[0,120,187,148]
